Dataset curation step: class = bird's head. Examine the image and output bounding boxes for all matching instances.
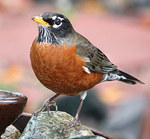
[32,12,75,45]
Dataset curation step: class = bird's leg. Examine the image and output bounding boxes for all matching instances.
[33,94,60,116]
[63,91,87,131]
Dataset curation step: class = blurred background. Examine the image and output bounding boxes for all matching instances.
[0,0,150,138]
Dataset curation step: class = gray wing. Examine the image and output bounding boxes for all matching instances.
[74,34,144,85]
[76,40,117,74]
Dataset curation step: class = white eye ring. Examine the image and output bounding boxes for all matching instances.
[53,22,62,28]
[52,16,64,28]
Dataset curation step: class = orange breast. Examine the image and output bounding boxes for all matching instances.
[30,39,102,96]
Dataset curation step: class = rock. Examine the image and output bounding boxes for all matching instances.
[72,135,106,139]
[1,125,21,139]
[20,111,94,139]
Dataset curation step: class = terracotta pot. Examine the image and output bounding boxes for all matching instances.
[0,90,27,135]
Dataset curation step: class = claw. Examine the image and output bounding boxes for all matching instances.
[62,118,79,132]
[33,109,42,117]
[46,101,58,116]
[61,92,87,132]
[32,94,60,117]
[51,101,58,112]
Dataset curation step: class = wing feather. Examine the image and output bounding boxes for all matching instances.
[76,41,117,73]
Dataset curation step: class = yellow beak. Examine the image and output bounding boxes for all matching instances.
[32,16,50,27]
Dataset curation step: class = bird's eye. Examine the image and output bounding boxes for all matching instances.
[55,18,61,25]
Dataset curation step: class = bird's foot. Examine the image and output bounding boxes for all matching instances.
[47,101,58,116]
[61,118,80,133]
[33,99,58,117]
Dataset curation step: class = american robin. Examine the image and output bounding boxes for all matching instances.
[31,12,144,130]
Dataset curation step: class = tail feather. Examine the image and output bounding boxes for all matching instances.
[102,69,144,85]
[118,70,144,84]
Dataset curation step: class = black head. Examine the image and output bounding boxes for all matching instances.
[32,12,75,44]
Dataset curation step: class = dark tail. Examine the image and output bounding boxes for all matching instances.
[118,70,144,84]
[103,69,144,85]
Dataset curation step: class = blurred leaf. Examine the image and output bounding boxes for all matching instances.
[0,83,17,92]
[0,64,24,84]
[100,86,124,104]
[81,0,105,14]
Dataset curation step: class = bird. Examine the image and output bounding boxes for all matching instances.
[31,12,144,130]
